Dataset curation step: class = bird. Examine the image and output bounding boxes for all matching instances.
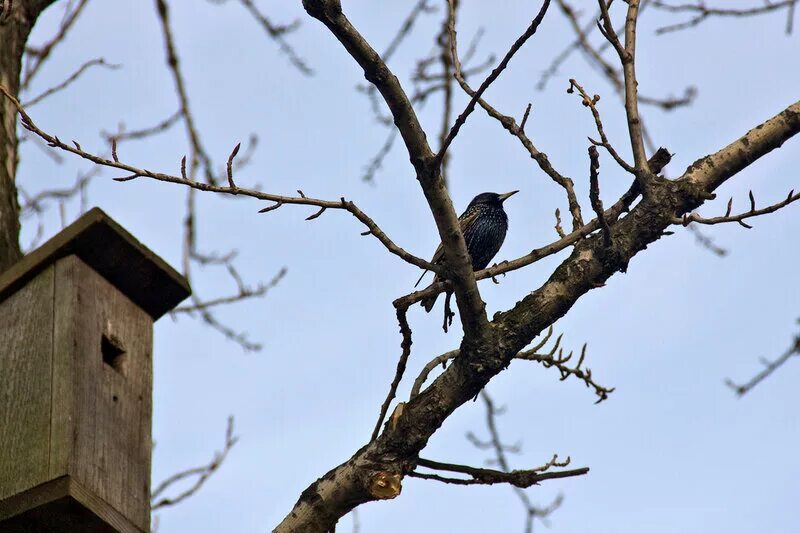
[416,191,518,312]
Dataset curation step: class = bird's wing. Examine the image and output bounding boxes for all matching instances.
[458,206,482,247]
[429,207,481,265]
[416,206,481,287]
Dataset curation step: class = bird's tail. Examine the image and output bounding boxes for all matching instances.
[420,274,439,312]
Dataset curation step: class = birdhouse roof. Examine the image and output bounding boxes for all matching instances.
[0,208,190,319]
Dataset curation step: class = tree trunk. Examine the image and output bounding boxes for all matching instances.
[0,0,56,272]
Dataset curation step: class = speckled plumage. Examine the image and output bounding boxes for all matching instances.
[418,191,516,312]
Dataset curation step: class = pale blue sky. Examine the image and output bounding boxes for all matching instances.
[16,1,800,532]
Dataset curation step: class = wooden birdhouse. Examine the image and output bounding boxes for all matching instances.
[0,208,190,533]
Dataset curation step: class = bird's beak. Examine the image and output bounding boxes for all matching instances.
[498,190,519,202]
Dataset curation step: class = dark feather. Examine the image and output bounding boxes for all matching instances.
[419,192,513,312]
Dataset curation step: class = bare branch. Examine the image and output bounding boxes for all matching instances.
[598,0,650,181]
[516,334,615,404]
[234,0,313,74]
[675,190,800,229]
[151,416,238,510]
[726,334,800,396]
[587,146,611,246]
[103,110,182,144]
[22,0,90,88]
[0,84,439,274]
[685,224,727,257]
[154,0,216,185]
[172,266,286,315]
[412,456,588,487]
[371,307,413,441]
[23,58,119,107]
[450,55,585,230]
[652,0,799,35]
[436,0,552,165]
[466,391,568,532]
[568,79,634,173]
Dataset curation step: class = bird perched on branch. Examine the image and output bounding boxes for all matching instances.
[416,191,518,312]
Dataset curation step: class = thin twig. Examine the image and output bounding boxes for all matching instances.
[371,307,413,441]
[588,146,611,246]
[675,189,800,228]
[151,416,239,510]
[24,58,119,107]
[235,0,313,74]
[22,0,91,88]
[0,85,438,274]
[436,0,552,165]
[725,334,800,396]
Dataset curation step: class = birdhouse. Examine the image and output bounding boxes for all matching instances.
[0,208,190,533]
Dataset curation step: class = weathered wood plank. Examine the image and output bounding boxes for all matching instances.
[0,266,54,501]
[0,475,143,533]
[55,256,152,531]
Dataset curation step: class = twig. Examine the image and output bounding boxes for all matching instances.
[464,391,572,532]
[154,0,216,184]
[235,0,313,74]
[451,66,585,230]
[568,79,634,173]
[675,189,800,229]
[652,0,799,35]
[22,0,91,88]
[173,267,286,315]
[516,335,615,404]
[685,224,727,257]
[151,416,238,510]
[23,58,119,107]
[412,456,587,487]
[725,334,800,396]
[436,0,552,165]
[0,85,439,274]
[588,146,611,246]
[103,110,182,144]
[597,0,650,182]
[371,307,413,441]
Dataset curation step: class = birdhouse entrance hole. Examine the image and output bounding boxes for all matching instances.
[102,334,127,375]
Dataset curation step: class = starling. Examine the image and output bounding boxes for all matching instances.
[416,191,518,312]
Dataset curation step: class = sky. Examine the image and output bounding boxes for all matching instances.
[14,1,800,532]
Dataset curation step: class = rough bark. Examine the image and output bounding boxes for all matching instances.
[0,0,57,272]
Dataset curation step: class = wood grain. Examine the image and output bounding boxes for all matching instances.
[0,265,54,501]
[52,255,152,530]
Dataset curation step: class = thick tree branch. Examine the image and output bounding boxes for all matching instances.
[412,456,588,487]
[302,0,488,338]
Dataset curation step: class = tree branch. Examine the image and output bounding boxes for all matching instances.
[302,0,488,339]
[0,85,439,274]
